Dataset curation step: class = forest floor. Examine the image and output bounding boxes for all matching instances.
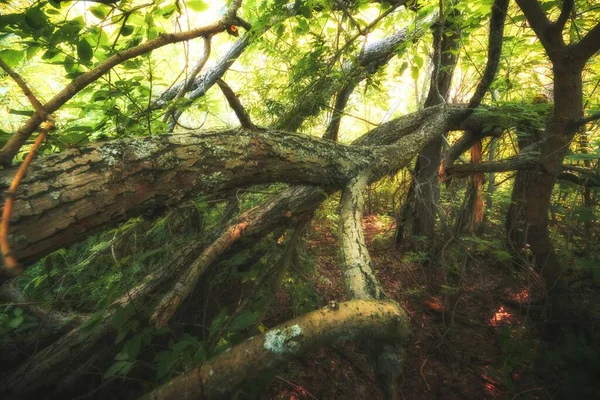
[261,214,550,400]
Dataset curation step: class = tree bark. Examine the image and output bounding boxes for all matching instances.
[397,7,460,249]
[147,299,410,400]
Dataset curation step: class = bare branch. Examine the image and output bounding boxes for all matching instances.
[553,0,574,32]
[216,79,256,130]
[0,58,46,119]
[466,0,509,111]
[572,22,600,62]
[164,37,212,128]
[323,83,356,141]
[445,152,539,177]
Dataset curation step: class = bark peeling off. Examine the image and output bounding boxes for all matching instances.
[147,299,410,400]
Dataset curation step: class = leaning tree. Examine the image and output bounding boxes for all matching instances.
[0,0,599,398]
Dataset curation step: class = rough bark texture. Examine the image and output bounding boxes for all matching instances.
[339,174,385,300]
[0,128,377,272]
[511,0,600,313]
[147,299,410,400]
[1,103,486,278]
[338,174,404,399]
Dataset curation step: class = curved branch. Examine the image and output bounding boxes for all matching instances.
[164,37,212,129]
[0,128,378,275]
[466,0,509,112]
[0,283,85,332]
[276,10,438,131]
[146,299,410,400]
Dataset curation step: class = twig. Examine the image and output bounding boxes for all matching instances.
[420,358,431,391]
[0,58,46,118]
[0,59,55,271]
[216,79,256,130]
[1,127,51,272]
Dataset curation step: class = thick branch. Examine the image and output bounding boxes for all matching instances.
[572,22,600,62]
[445,152,539,177]
[339,174,385,300]
[553,0,574,33]
[147,299,410,400]
[0,104,501,277]
[0,283,85,331]
[0,249,188,395]
[0,128,380,273]
[515,0,552,48]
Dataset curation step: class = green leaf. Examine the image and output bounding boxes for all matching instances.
[156,357,174,380]
[77,39,93,62]
[111,304,135,330]
[126,335,143,360]
[411,65,419,81]
[171,339,190,352]
[104,360,129,378]
[187,0,209,12]
[193,345,207,363]
[25,7,47,31]
[0,50,24,68]
[115,327,129,344]
[231,310,258,331]
[13,307,23,316]
[413,55,424,69]
[120,25,135,37]
[63,55,77,73]
[114,352,129,361]
[8,315,23,328]
[90,5,109,20]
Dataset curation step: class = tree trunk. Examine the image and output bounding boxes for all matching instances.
[397,11,460,249]
[507,60,585,311]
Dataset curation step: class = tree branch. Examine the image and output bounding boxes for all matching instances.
[466,0,509,112]
[553,0,574,33]
[216,79,256,130]
[147,300,410,400]
[0,58,47,119]
[0,10,242,166]
[515,0,552,49]
[163,37,212,129]
[445,152,539,177]
[572,22,600,62]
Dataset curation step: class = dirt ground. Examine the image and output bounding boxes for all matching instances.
[261,215,550,400]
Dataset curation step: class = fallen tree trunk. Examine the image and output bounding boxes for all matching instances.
[0,128,378,272]
[1,103,476,278]
[147,299,410,400]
